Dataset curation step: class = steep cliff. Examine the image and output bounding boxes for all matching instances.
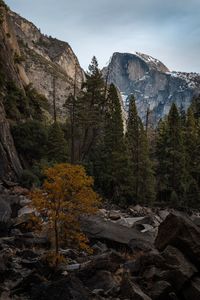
[0,4,22,180]
[0,3,84,180]
[9,11,84,119]
[103,52,200,123]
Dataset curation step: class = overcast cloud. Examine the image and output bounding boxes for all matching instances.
[6,0,200,72]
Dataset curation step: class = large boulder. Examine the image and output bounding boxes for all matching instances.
[0,197,12,236]
[182,277,200,300]
[120,275,152,300]
[150,281,173,300]
[155,213,200,267]
[83,270,118,293]
[31,276,92,300]
[81,215,155,251]
[161,246,197,291]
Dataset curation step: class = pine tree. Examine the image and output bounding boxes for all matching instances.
[76,56,105,162]
[190,96,200,187]
[47,122,68,163]
[97,84,131,204]
[126,96,155,205]
[156,103,186,207]
[185,107,200,208]
[168,103,186,202]
[156,117,170,202]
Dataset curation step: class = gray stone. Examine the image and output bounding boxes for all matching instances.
[0,198,11,223]
[120,276,152,300]
[161,245,197,291]
[155,213,200,268]
[84,270,118,292]
[150,281,172,300]
[183,277,200,300]
[108,210,121,220]
[81,215,155,250]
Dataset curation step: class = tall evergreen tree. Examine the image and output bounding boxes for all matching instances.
[76,56,105,162]
[156,103,186,206]
[156,117,169,202]
[97,84,131,204]
[185,107,200,207]
[47,122,68,163]
[126,96,155,205]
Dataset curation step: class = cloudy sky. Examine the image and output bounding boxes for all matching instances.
[6,0,200,72]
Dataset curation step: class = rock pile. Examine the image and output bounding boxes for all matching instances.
[1,189,200,300]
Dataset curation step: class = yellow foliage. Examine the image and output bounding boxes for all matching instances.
[30,163,101,263]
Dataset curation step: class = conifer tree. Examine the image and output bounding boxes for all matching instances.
[156,117,170,202]
[185,107,200,207]
[126,96,155,205]
[97,84,131,204]
[76,56,105,162]
[156,103,186,206]
[47,122,68,163]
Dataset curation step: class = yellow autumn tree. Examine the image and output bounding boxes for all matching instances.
[30,163,101,262]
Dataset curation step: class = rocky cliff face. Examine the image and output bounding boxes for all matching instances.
[0,5,84,180]
[0,6,22,180]
[9,11,84,119]
[103,52,200,124]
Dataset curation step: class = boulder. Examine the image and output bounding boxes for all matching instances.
[161,245,197,291]
[108,210,121,220]
[92,241,108,254]
[15,233,50,248]
[150,281,172,300]
[0,197,12,236]
[155,213,200,267]
[0,198,11,223]
[83,270,118,293]
[31,276,92,300]
[81,215,154,251]
[182,277,200,300]
[158,210,170,221]
[17,206,35,218]
[120,276,152,300]
[79,251,125,275]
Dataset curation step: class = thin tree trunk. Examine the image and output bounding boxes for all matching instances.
[53,76,57,123]
[71,63,77,164]
[54,219,59,256]
[146,105,150,134]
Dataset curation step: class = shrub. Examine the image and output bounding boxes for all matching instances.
[19,169,40,188]
[12,120,48,163]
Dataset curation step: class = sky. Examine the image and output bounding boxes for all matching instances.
[6,0,200,72]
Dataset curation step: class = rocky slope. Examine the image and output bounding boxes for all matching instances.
[1,184,200,300]
[103,52,200,124]
[9,11,84,119]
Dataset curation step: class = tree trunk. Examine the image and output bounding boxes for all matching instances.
[54,219,59,257]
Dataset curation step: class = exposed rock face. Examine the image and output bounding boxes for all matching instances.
[9,11,84,119]
[103,52,200,124]
[0,7,22,181]
[0,6,84,180]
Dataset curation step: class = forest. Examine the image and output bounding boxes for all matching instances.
[8,56,200,210]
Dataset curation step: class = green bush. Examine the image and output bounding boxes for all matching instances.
[19,169,40,188]
[12,120,48,163]
[25,84,49,120]
[4,82,30,120]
